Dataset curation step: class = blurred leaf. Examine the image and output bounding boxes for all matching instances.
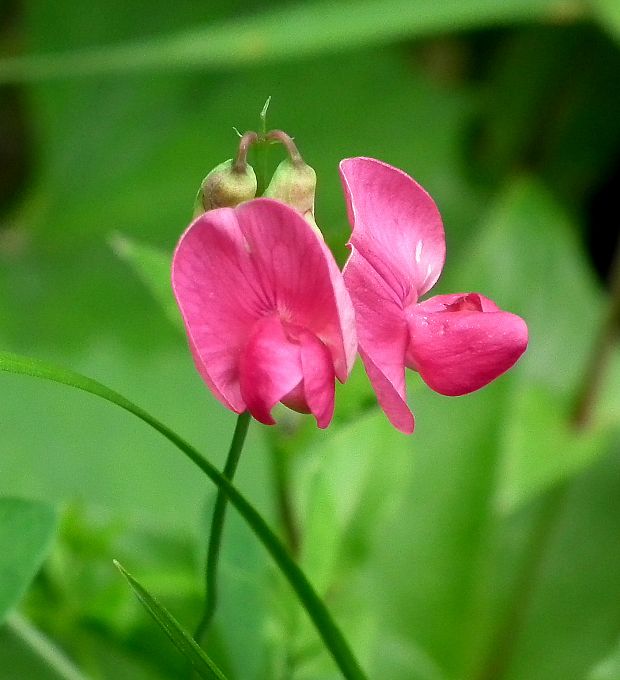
[281,381,512,679]
[0,498,57,624]
[496,383,613,512]
[295,409,413,594]
[494,442,620,680]
[600,346,620,428]
[588,637,620,680]
[113,560,228,679]
[287,405,452,679]
[210,504,272,680]
[592,0,620,41]
[0,0,577,82]
[0,614,85,680]
[110,234,181,331]
[369,384,511,679]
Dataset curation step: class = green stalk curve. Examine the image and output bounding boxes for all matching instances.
[194,411,251,644]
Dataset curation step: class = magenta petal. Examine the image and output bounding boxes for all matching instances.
[234,199,356,382]
[298,330,336,429]
[340,157,446,301]
[187,335,242,413]
[172,208,259,412]
[239,316,303,425]
[360,348,414,434]
[172,198,356,418]
[408,294,529,396]
[344,247,414,434]
[413,292,501,313]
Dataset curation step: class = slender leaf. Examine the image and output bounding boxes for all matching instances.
[0,352,367,680]
[0,498,57,625]
[109,234,182,332]
[0,0,577,82]
[113,560,227,680]
[0,614,87,680]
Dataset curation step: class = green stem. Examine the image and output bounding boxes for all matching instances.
[255,96,271,195]
[194,411,251,644]
[571,239,620,428]
[271,443,300,557]
[0,352,367,680]
[6,613,88,680]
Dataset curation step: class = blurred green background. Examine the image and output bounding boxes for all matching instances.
[1,0,620,678]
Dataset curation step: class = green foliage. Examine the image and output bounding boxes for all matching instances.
[0,0,573,82]
[1,0,620,678]
[589,637,620,680]
[0,352,367,679]
[0,499,57,625]
[0,615,86,680]
[593,0,620,41]
[114,560,228,679]
[110,234,182,332]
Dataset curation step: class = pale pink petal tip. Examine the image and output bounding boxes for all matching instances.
[343,247,414,434]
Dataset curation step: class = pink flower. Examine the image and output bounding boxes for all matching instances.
[172,198,357,428]
[341,157,528,434]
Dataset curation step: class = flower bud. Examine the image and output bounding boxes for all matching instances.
[193,159,257,217]
[264,158,317,224]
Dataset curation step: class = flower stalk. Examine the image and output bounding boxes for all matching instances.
[232,131,258,174]
[194,411,251,645]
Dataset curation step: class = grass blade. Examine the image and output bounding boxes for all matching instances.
[113,561,227,679]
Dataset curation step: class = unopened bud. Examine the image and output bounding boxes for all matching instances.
[193,159,257,217]
[264,158,320,233]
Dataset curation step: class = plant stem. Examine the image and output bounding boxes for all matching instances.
[271,442,301,557]
[255,97,271,196]
[571,241,620,428]
[265,130,305,166]
[0,352,368,680]
[194,411,251,644]
[232,132,258,174]
[6,613,88,680]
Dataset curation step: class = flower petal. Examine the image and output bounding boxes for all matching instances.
[172,198,356,415]
[239,316,303,425]
[298,330,336,429]
[359,347,415,434]
[340,157,445,301]
[172,207,261,412]
[343,247,414,434]
[235,198,357,382]
[408,293,529,396]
